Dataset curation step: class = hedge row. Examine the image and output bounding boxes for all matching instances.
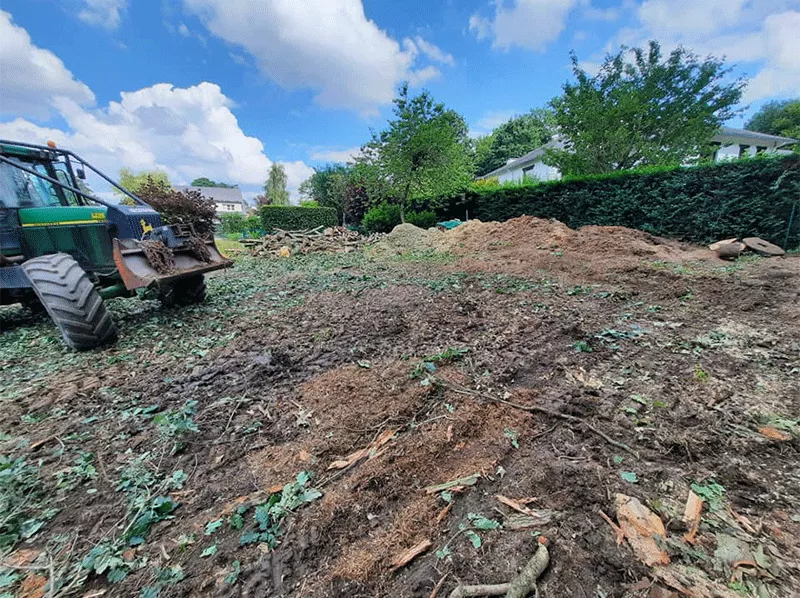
[259,205,338,232]
[438,155,800,248]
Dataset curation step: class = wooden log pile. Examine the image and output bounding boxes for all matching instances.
[241,226,382,257]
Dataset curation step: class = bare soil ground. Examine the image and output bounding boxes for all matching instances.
[1,217,798,598]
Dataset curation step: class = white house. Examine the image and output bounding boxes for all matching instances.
[478,127,798,183]
[174,185,246,214]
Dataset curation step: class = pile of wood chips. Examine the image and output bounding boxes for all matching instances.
[241,226,383,257]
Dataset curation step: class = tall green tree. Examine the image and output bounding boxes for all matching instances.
[475,109,555,176]
[745,100,800,140]
[190,177,237,188]
[298,164,350,222]
[546,41,745,176]
[265,163,290,206]
[117,168,171,196]
[359,84,473,220]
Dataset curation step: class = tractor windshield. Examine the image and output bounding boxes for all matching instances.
[0,160,62,209]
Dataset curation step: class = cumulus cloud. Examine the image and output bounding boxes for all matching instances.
[0,11,95,119]
[0,14,313,199]
[615,0,800,102]
[183,0,453,115]
[745,11,800,101]
[406,37,455,66]
[0,83,277,188]
[78,0,127,30]
[469,0,580,51]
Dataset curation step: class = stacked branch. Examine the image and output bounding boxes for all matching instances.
[242,226,383,257]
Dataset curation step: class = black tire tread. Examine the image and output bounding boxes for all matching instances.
[22,253,118,350]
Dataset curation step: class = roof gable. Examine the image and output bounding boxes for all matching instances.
[174,185,245,204]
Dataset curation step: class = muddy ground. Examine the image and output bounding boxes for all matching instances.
[1,217,798,598]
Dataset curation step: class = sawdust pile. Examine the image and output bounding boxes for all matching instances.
[372,216,716,281]
[370,223,444,256]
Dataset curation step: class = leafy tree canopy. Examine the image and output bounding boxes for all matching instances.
[475,109,555,176]
[546,41,745,176]
[745,99,800,141]
[190,177,237,188]
[358,84,473,217]
[117,168,171,197]
[265,163,290,206]
[298,164,350,221]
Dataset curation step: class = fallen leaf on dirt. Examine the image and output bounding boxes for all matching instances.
[389,539,432,572]
[8,549,41,566]
[598,509,624,545]
[758,426,791,441]
[298,450,313,463]
[615,494,670,567]
[435,502,453,523]
[327,428,398,470]
[654,564,740,598]
[19,574,47,598]
[682,490,703,544]
[424,473,480,494]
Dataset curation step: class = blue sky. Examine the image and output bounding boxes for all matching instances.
[1,0,798,202]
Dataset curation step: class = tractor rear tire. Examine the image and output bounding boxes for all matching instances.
[22,253,118,351]
[158,274,206,307]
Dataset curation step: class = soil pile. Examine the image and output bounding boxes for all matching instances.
[371,223,444,256]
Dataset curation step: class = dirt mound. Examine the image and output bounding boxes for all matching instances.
[371,223,443,256]
[437,216,716,282]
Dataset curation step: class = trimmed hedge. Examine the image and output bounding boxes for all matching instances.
[439,155,800,248]
[260,205,338,232]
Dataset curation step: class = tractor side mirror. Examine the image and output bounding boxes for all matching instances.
[77,168,86,180]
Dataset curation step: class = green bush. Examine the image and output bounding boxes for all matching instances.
[260,205,338,232]
[219,213,245,235]
[406,210,438,229]
[361,203,402,234]
[438,155,800,248]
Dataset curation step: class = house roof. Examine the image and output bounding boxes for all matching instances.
[174,185,245,205]
[478,139,565,179]
[714,127,798,147]
[477,127,799,180]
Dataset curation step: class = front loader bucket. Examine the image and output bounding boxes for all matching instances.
[113,237,233,290]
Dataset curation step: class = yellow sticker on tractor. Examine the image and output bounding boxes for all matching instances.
[140,219,154,234]
[91,212,105,220]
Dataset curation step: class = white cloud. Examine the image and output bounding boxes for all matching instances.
[78,0,127,30]
[469,0,580,51]
[0,11,95,119]
[178,23,191,37]
[613,1,800,102]
[0,82,314,192]
[183,0,453,115]
[745,11,800,101]
[309,146,362,163]
[407,37,455,66]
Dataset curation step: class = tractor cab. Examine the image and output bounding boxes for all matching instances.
[0,140,232,350]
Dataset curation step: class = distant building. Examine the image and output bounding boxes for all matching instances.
[478,127,798,184]
[174,185,246,214]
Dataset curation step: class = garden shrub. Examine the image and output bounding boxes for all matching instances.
[406,210,438,229]
[361,203,402,234]
[137,180,217,238]
[436,155,800,248]
[219,213,245,235]
[259,205,338,232]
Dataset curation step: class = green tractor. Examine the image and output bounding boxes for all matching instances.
[0,140,232,350]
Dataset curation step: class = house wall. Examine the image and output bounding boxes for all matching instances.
[215,202,244,214]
